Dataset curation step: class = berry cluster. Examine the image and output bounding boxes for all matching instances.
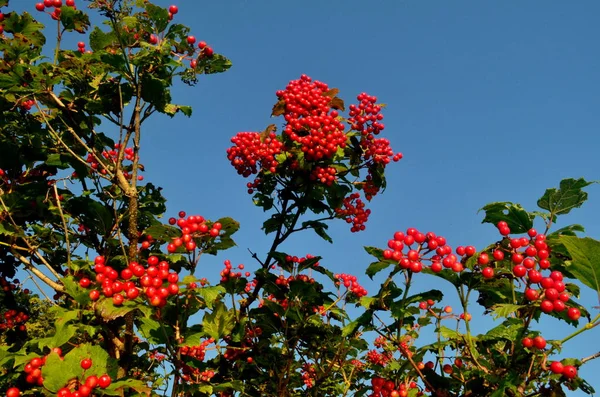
[369,377,420,397]
[549,361,578,379]
[83,143,144,180]
[335,193,371,232]
[35,0,77,20]
[226,132,283,177]
[310,165,337,186]
[335,273,367,297]
[301,363,317,388]
[278,75,347,162]
[0,309,28,332]
[219,260,248,283]
[382,228,469,273]
[179,338,214,362]
[167,211,222,253]
[82,255,180,308]
[478,224,581,320]
[19,99,36,112]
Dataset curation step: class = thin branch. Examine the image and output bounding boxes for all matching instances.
[53,184,71,267]
[582,351,600,364]
[11,250,64,292]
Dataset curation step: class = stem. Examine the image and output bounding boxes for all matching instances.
[53,184,71,267]
[559,313,600,344]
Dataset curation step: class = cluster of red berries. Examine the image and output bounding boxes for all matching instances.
[35,0,76,20]
[278,75,347,161]
[83,144,143,180]
[549,361,578,379]
[274,273,316,288]
[167,211,222,253]
[370,377,420,397]
[521,335,547,350]
[383,228,469,273]
[0,309,28,332]
[76,41,87,53]
[348,93,385,135]
[219,260,249,283]
[19,99,36,111]
[335,193,371,232]
[365,349,393,366]
[81,255,180,308]
[226,132,283,178]
[335,273,367,297]
[179,338,214,362]
[477,224,581,320]
[278,254,320,269]
[180,366,215,384]
[301,363,317,388]
[310,165,337,186]
[145,6,213,64]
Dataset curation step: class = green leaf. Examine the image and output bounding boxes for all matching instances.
[137,317,170,345]
[144,224,181,242]
[366,260,394,279]
[164,103,193,117]
[548,224,585,238]
[538,178,595,220]
[404,290,443,306]
[364,246,385,260]
[558,236,600,292]
[94,298,139,321]
[145,3,170,32]
[195,286,225,309]
[62,276,91,306]
[491,304,525,320]
[41,352,79,393]
[89,26,117,52]
[439,326,462,339]
[479,202,534,233]
[202,302,235,340]
[59,6,90,33]
[481,319,523,341]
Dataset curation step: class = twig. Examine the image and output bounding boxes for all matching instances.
[582,351,600,364]
[53,184,71,267]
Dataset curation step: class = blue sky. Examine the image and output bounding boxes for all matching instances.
[11,0,600,394]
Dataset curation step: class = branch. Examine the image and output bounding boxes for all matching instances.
[11,250,64,292]
[582,351,600,364]
[53,184,71,267]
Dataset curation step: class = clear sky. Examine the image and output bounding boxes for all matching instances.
[12,0,600,394]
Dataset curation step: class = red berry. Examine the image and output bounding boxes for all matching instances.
[482,267,494,279]
[549,361,564,374]
[6,388,21,397]
[492,250,505,261]
[81,358,92,369]
[44,0,54,6]
[36,3,46,11]
[98,374,111,388]
[477,253,489,265]
[85,375,98,389]
[540,300,554,313]
[78,385,91,397]
[513,265,527,278]
[522,337,533,348]
[79,278,91,288]
[169,5,179,14]
[66,0,75,6]
[30,357,43,368]
[567,307,581,321]
[89,290,100,301]
[198,41,207,49]
[525,288,539,301]
[112,294,124,306]
[532,336,546,349]
[53,0,63,7]
[186,35,196,44]
[562,365,577,379]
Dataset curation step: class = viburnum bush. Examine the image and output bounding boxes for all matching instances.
[0,1,599,396]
